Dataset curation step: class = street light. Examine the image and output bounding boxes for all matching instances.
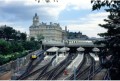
[73,66,77,80]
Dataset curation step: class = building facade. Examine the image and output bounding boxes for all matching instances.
[29,13,66,42]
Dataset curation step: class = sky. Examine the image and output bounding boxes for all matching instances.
[0,0,110,38]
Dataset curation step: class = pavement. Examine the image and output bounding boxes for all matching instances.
[0,71,11,80]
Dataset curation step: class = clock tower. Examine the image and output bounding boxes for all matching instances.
[33,13,39,26]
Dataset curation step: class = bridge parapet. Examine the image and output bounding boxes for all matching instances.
[42,40,104,47]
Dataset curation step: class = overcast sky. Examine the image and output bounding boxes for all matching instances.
[0,0,109,38]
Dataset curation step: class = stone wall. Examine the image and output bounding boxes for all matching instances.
[0,49,41,74]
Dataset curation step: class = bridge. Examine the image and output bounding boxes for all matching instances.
[42,40,104,53]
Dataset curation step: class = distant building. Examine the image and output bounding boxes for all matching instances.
[29,13,67,42]
[29,13,88,42]
[68,31,88,40]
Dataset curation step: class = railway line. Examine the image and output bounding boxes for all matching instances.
[17,50,45,80]
[16,48,105,80]
[85,66,103,80]
[51,53,77,80]
[76,54,95,80]
[65,54,94,80]
[38,53,77,80]
[103,69,111,80]
[21,55,56,80]
[65,55,86,80]
[84,53,104,80]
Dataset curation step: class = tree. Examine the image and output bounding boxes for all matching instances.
[37,34,44,42]
[2,26,15,41]
[30,37,35,41]
[0,39,11,55]
[91,0,120,79]
[91,0,120,10]
[20,33,27,41]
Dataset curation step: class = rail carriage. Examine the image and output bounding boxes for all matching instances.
[31,54,37,60]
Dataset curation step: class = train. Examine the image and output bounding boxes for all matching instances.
[30,50,45,60]
[30,54,37,60]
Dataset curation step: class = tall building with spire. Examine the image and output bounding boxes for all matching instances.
[33,13,39,26]
[29,13,67,41]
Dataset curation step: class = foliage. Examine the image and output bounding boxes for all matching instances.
[0,51,28,65]
[30,37,35,41]
[91,0,120,11]
[0,39,11,55]
[22,41,40,50]
[0,26,41,65]
[37,34,44,42]
[91,0,120,79]
[20,33,27,41]
[0,25,27,41]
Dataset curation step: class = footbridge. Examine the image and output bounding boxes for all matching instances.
[42,40,104,53]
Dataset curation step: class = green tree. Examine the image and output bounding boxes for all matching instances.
[91,0,120,80]
[37,34,44,42]
[0,39,11,55]
[20,33,27,41]
[2,26,15,41]
[0,27,4,39]
[30,37,35,41]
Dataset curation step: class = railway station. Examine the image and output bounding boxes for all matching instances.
[1,0,119,80]
[8,42,109,80]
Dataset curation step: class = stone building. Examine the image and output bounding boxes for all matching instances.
[29,13,67,42]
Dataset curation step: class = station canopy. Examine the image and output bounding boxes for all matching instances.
[77,47,85,52]
[59,47,70,52]
[92,47,100,52]
[46,47,59,52]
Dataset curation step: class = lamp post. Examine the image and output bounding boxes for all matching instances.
[17,58,20,73]
[73,66,77,80]
[11,61,14,80]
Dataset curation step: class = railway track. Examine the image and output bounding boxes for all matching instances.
[51,54,77,80]
[65,54,85,80]
[103,69,111,80]
[65,54,93,80]
[85,66,103,80]
[20,55,56,80]
[76,54,95,80]
[17,50,45,80]
[35,55,56,80]
[39,53,76,80]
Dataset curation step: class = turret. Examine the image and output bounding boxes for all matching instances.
[33,13,39,26]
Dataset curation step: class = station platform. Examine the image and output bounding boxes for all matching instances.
[46,53,68,72]
[57,53,84,80]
